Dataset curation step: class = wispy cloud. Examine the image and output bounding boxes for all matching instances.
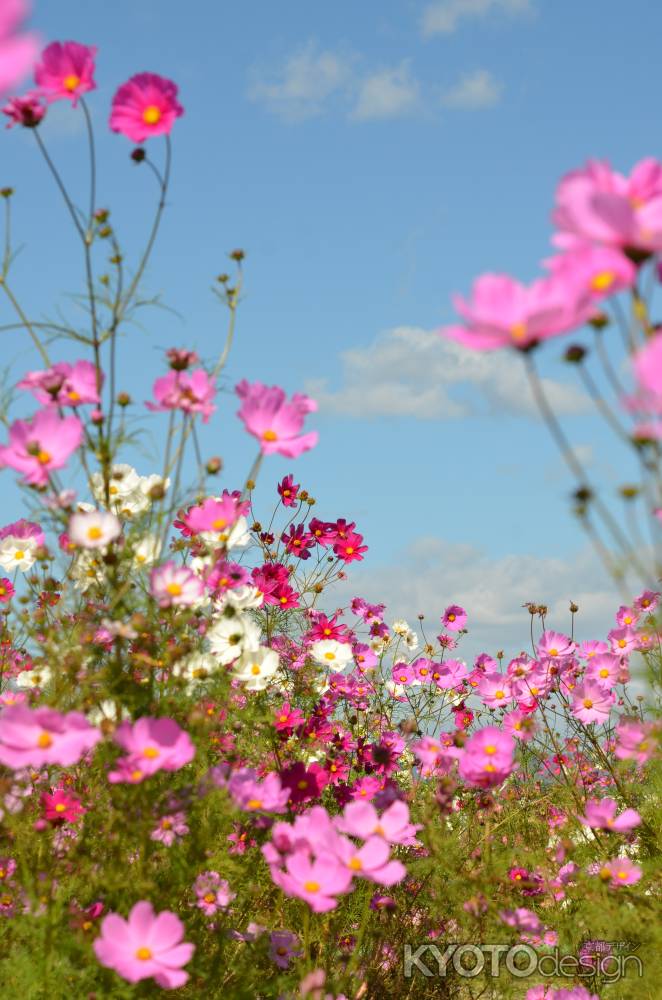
[247,42,354,122]
[421,0,533,37]
[440,69,503,109]
[306,326,589,420]
[351,62,420,121]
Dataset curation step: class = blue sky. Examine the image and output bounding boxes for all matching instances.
[2,0,660,654]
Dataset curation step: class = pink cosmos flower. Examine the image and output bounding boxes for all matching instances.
[0,0,39,96]
[93,900,194,989]
[273,850,352,913]
[18,360,100,406]
[441,604,466,631]
[227,768,291,814]
[110,72,184,143]
[146,369,216,423]
[578,797,641,832]
[2,90,45,127]
[598,857,642,887]
[633,589,660,613]
[278,474,299,507]
[431,658,468,689]
[0,408,83,485]
[180,494,241,536]
[0,705,101,769]
[571,681,615,724]
[544,244,636,302]
[150,812,189,847]
[0,577,14,602]
[270,930,302,969]
[478,673,512,708]
[553,157,662,253]
[333,834,406,887]
[34,41,96,105]
[503,709,536,742]
[333,531,368,563]
[150,562,204,608]
[584,653,620,688]
[193,871,235,916]
[440,273,592,351]
[335,799,421,847]
[537,630,575,661]
[108,717,195,784]
[499,907,543,935]
[614,717,656,762]
[458,726,515,789]
[41,789,85,824]
[235,380,318,458]
[68,510,121,550]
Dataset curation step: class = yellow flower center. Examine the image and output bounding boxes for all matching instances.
[87,526,103,541]
[14,550,25,560]
[131,769,143,781]
[591,271,615,291]
[143,746,160,759]
[250,664,261,675]
[349,857,363,871]
[204,892,216,903]
[510,322,527,341]
[63,74,81,92]
[548,648,558,657]
[54,803,67,813]
[212,518,226,529]
[616,871,628,880]
[484,763,496,772]
[484,744,496,755]
[599,668,609,678]
[37,732,53,749]
[448,613,456,621]
[583,698,593,709]
[345,547,354,554]
[495,690,505,700]
[135,946,153,961]
[303,881,320,893]
[143,105,162,125]
[166,582,183,596]
[262,429,278,441]
[324,652,336,660]
[36,450,51,464]
[246,798,262,810]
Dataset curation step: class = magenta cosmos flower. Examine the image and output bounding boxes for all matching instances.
[2,90,45,127]
[150,562,204,608]
[235,380,318,458]
[109,716,195,784]
[18,359,101,406]
[441,604,466,631]
[94,900,194,989]
[440,272,592,351]
[0,705,101,769]
[34,41,96,105]
[553,157,662,254]
[0,408,83,485]
[110,72,184,143]
[0,0,39,95]
[146,369,215,423]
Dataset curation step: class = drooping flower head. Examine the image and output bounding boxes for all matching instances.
[93,900,194,989]
[110,72,184,143]
[0,0,39,96]
[0,408,83,485]
[235,380,318,458]
[2,89,45,127]
[34,41,96,105]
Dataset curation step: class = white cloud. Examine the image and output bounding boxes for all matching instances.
[306,326,589,421]
[421,0,533,37]
[440,69,503,110]
[351,62,420,121]
[334,536,623,662]
[247,42,354,121]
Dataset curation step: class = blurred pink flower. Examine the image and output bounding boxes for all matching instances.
[93,900,194,988]
[273,849,352,913]
[18,359,100,406]
[544,243,636,301]
[146,369,216,422]
[458,726,515,789]
[0,705,101,769]
[2,89,44,127]
[235,380,318,458]
[108,717,195,784]
[598,857,642,887]
[150,562,204,608]
[34,40,96,105]
[571,681,615,724]
[110,72,184,143]
[0,408,83,485]
[614,717,657,763]
[578,797,640,832]
[335,799,421,846]
[0,0,39,95]
[441,604,466,631]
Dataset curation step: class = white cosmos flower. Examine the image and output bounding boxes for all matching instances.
[132,534,162,567]
[214,585,264,613]
[207,612,261,665]
[90,465,170,517]
[404,630,419,651]
[392,619,411,636]
[86,700,131,726]
[0,536,40,572]
[199,514,250,551]
[70,551,106,591]
[69,510,122,550]
[310,639,354,672]
[17,666,52,689]
[171,652,219,692]
[385,680,407,699]
[232,647,280,691]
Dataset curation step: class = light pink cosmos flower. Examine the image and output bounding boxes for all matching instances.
[270,930,302,969]
[502,709,536,742]
[34,41,96,105]
[633,589,660,613]
[578,797,641,832]
[110,72,184,143]
[584,653,620,688]
[193,870,235,916]
[478,673,512,708]
[273,850,352,913]
[0,705,101,769]
[235,380,318,458]
[227,768,291,814]
[0,408,83,485]
[146,369,216,423]
[431,658,467,689]
[68,510,121,550]
[18,360,100,406]
[180,495,240,536]
[571,681,615,724]
[93,900,194,989]
[335,799,421,847]
[440,273,592,351]
[0,0,39,95]
[458,726,515,789]
[150,812,189,847]
[108,717,195,784]
[537,630,575,661]
[441,604,466,631]
[598,857,642,887]
[553,157,662,253]
[614,717,657,763]
[333,834,406,887]
[544,244,636,302]
[499,907,543,935]
[411,733,459,775]
[150,562,204,608]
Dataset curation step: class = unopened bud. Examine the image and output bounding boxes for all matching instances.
[564,344,586,363]
[205,456,222,475]
[229,248,245,262]
[116,392,131,407]
[569,601,579,613]
[0,187,13,198]
[131,148,146,163]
